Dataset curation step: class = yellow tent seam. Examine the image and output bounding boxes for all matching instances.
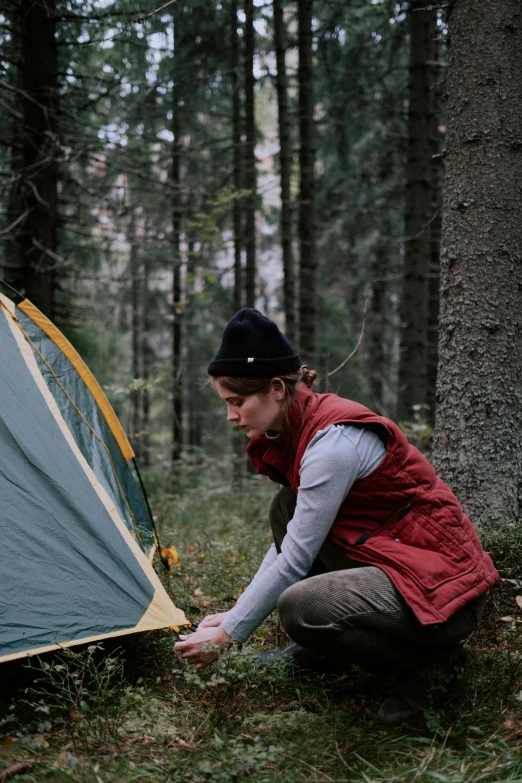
[17,299,135,461]
[0,591,185,664]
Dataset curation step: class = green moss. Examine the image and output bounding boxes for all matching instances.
[1,480,521,783]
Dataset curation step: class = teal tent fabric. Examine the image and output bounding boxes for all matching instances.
[15,308,155,554]
[0,311,155,658]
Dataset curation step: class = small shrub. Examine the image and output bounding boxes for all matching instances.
[196,732,281,782]
[22,644,133,749]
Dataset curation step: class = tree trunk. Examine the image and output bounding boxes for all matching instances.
[426,113,444,423]
[298,0,316,362]
[432,0,522,525]
[185,235,202,449]
[5,0,58,318]
[130,209,142,460]
[273,0,296,344]
[243,0,256,308]
[397,0,437,421]
[367,243,386,414]
[141,253,151,467]
[231,0,243,313]
[172,14,183,461]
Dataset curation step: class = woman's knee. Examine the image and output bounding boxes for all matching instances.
[278,584,305,642]
[277,581,323,641]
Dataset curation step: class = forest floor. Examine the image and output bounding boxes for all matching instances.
[1,459,522,783]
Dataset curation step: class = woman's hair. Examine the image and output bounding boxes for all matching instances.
[210,365,318,404]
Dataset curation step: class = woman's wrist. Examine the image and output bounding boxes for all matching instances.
[216,625,232,646]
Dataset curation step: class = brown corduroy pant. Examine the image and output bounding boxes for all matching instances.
[271,487,486,671]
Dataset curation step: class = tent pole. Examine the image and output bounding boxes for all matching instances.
[0,279,24,300]
[132,457,168,572]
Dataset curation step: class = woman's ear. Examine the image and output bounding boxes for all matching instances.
[271,378,286,401]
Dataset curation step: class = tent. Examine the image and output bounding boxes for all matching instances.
[0,290,186,663]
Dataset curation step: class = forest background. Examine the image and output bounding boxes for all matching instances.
[0,0,449,483]
[1,1,522,781]
[2,0,521,527]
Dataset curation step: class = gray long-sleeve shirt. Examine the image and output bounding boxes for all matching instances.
[221,424,386,642]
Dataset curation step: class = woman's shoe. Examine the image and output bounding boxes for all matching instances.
[377,648,464,726]
[377,684,427,726]
[259,643,347,673]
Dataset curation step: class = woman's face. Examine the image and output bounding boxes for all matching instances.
[215,380,286,439]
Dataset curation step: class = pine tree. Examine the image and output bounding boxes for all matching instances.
[397,0,438,422]
[5,0,58,317]
[171,8,183,461]
[298,0,316,362]
[231,0,243,314]
[273,0,295,343]
[243,0,256,308]
[432,0,522,524]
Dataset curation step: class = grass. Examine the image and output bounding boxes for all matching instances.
[1,457,522,782]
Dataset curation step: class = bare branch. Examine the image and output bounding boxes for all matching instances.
[85,0,178,47]
[327,283,374,379]
[0,209,29,236]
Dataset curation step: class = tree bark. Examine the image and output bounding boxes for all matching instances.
[130,209,142,460]
[185,235,202,448]
[432,0,522,524]
[397,0,437,421]
[172,13,183,461]
[298,0,316,362]
[231,0,243,313]
[243,0,256,308]
[5,0,58,318]
[426,107,444,423]
[368,243,386,414]
[141,253,151,467]
[273,0,296,344]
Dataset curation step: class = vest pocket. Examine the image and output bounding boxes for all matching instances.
[353,501,414,545]
[362,509,476,592]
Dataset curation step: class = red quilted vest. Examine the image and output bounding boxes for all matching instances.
[247,386,498,625]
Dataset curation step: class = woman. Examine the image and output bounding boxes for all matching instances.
[174,308,498,724]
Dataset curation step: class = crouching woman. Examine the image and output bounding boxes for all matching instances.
[174,309,498,724]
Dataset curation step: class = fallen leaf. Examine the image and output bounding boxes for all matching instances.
[193,588,203,597]
[0,761,33,781]
[127,734,155,745]
[500,616,514,622]
[54,751,79,770]
[188,545,196,553]
[516,596,522,611]
[178,738,190,747]
[29,736,48,750]
[1,738,13,746]
[161,546,180,571]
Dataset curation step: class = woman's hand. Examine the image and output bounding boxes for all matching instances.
[174,625,232,670]
[198,611,231,629]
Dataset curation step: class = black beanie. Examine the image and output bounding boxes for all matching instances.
[208,308,301,378]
